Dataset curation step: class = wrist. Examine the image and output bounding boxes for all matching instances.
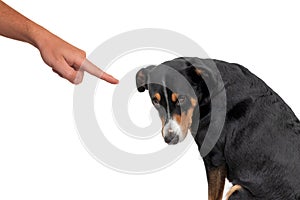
[26,22,51,49]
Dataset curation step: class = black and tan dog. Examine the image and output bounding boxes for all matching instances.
[136,57,300,200]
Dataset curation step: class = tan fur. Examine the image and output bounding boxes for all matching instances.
[171,93,178,102]
[225,185,242,200]
[190,97,197,107]
[173,114,181,124]
[180,107,194,136]
[195,68,203,76]
[172,97,197,138]
[154,93,161,101]
[160,117,165,136]
[207,166,227,200]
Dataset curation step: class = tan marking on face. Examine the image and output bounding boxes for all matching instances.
[180,107,195,136]
[160,117,165,136]
[190,97,197,107]
[173,114,181,125]
[172,98,197,138]
[225,185,242,200]
[154,93,161,101]
[171,93,177,102]
[195,68,203,76]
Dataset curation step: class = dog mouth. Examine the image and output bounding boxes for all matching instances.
[164,135,180,145]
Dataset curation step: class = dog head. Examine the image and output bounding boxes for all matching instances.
[136,57,213,145]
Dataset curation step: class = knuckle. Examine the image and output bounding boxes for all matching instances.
[77,49,86,60]
[75,50,86,68]
[81,50,86,58]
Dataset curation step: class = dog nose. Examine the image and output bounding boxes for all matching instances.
[164,129,175,143]
[164,135,174,143]
[164,134,179,144]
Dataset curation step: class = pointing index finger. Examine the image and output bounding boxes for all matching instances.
[81,59,119,84]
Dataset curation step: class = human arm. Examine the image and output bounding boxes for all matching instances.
[0,1,118,84]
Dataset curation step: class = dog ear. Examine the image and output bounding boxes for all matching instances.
[188,65,216,87]
[136,65,156,92]
[188,66,211,105]
[183,58,220,106]
[184,58,218,89]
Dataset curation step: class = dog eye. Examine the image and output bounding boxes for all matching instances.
[177,96,186,105]
[152,99,160,106]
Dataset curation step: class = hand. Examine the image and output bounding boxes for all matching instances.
[0,1,118,85]
[37,31,119,84]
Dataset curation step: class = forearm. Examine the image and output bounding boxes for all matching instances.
[0,1,119,84]
[0,1,48,48]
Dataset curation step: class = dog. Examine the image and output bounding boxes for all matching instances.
[136,57,300,200]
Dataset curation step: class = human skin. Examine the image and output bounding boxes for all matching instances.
[0,1,119,84]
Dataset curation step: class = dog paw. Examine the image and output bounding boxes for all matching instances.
[226,185,255,200]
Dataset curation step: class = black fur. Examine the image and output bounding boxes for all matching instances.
[136,57,300,199]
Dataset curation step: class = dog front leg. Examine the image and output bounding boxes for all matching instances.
[207,165,227,200]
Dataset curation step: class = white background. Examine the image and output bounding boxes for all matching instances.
[1,0,300,199]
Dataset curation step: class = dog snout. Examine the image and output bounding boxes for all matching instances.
[164,134,174,143]
[164,133,179,144]
[168,128,174,134]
